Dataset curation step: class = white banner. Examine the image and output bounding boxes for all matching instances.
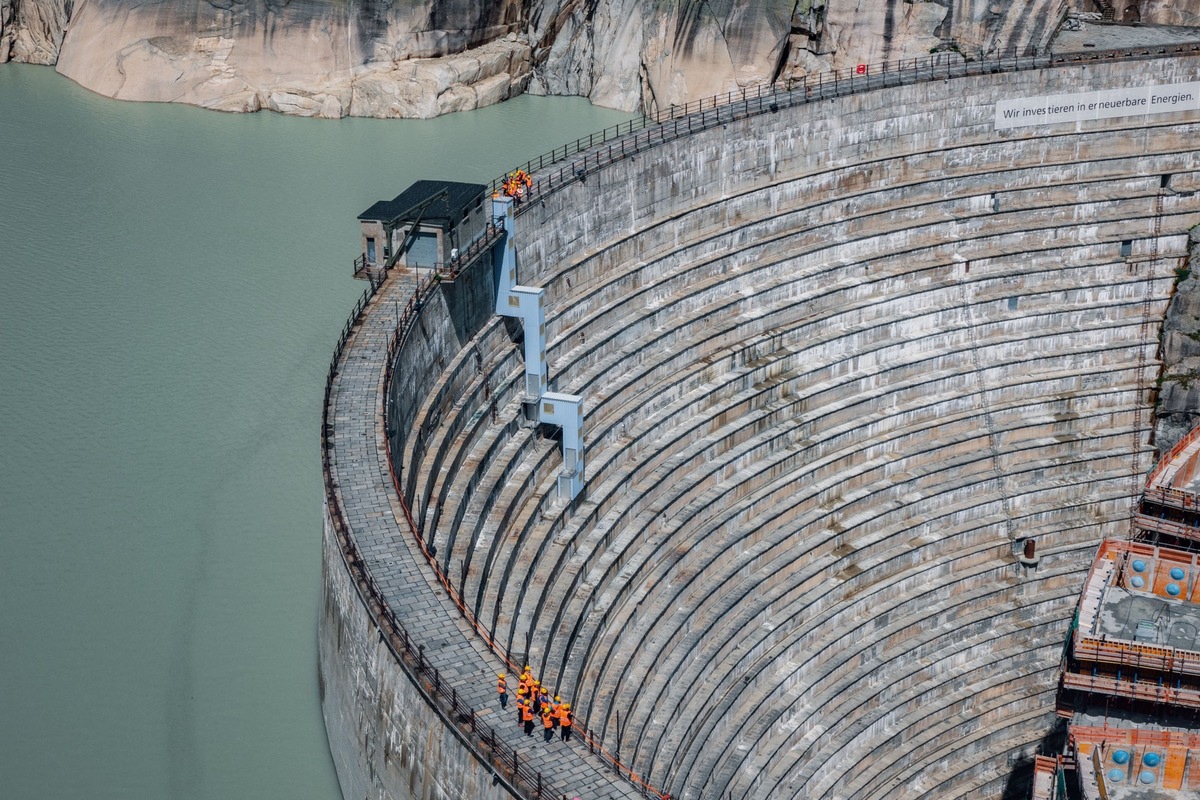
[995,81,1200,129]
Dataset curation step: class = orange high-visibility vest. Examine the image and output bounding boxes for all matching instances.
[542,710,554,729]
[497,677,507,694]
[558,708,572,728]
[521,703,534,722]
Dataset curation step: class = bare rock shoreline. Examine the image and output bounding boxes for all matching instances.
[2,0,1198,118]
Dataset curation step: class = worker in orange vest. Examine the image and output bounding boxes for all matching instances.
[497,673,508,708]
[542,705,556,742]
[515,689,527,725]
[521,698,536,736]
[558,703,573,741]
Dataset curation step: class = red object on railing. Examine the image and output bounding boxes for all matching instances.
[855,63,867,75]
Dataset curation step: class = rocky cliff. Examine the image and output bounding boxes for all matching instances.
[1156,226,1200,453]
[1,0,1198,117]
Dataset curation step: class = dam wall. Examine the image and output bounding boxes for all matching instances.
[319,513,512,800]
[322,51,1200,800]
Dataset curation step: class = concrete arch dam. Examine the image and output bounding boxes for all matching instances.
[320,54,1200,800]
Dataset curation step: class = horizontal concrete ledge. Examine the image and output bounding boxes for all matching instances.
[325,52,1200,800]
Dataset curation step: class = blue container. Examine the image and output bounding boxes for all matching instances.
[1107,768,1125,782]
[1131,577,1146,588]
[1139,770,1156,784]
[1133,560,1147,572]
[1112,750,1130,765]
[1170,567,1185,580]
[1168,583,1182,596]
[1144,752,1162,767]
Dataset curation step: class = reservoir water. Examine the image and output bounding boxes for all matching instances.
[0,63,633,800]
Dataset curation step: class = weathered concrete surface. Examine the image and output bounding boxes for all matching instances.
[320,515,513,800]
[321,250,645,800]
[354,53,1200,800]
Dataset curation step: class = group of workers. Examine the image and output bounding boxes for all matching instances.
[497,666,574,743]
[500,170,533,204]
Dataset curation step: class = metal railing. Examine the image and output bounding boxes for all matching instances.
[326,222,669,800]
[330,38,1200,800]
[323,233,589,800]
[486,41,1200,213]
[376,229,673,800]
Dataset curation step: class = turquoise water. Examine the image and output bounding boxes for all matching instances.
[0,63,633,800]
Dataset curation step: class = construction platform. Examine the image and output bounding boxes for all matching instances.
[1033,724,1200,798]
[1063,540,1200,706]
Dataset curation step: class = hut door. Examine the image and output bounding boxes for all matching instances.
[407,232,439,267]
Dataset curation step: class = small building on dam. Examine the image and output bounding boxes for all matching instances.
[319,21,1200,800]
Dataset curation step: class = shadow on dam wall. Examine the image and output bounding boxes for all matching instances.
[321,46,1200,800]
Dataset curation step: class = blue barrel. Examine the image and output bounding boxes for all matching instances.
[1107,768,1125,782]
[1168,583,1182,596]
[1170,567,1185,580]
[1133,560,1147,572]
[1113,750,1130,765]
[1144,752,1162,767]
[1139,770,1156,784]
[1131,577,1146,589]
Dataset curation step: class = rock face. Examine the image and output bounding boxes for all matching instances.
[1,0,71,64]
[2,0,1200,117]
[1139,0,1200,25]
[1156,227,1200,453]
[51,0,533,117]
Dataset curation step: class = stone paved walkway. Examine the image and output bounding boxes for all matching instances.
[327,270,646,800]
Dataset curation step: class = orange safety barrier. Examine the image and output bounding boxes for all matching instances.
[1148,419,1200,489]
[1144,484,1200,513]
[1071,725,1200,750]
[1164,748,1187,790]
[1070,725,1200,792]
[1075,541,1200,657]
[1062,672,1200,710]
[1135,514,1200,542]
[1029,755,1059,800]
